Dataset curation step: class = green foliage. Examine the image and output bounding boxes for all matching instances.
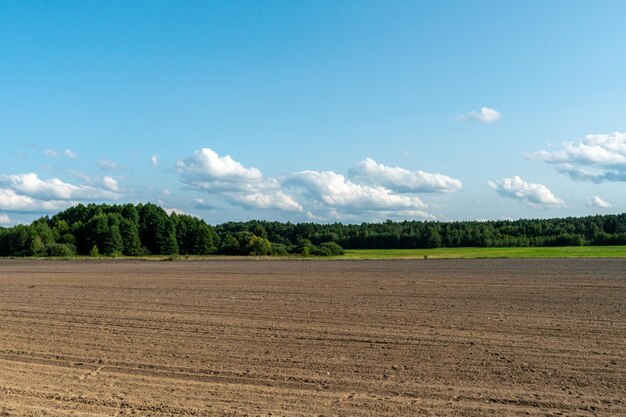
[217,233,239,255]
[173,214,217,255]
[89,245,100,257]
[138,203,178,255]
[297,239,313,256]
[119,218,143,256]
[1,204,626,258]
[83,213,123,256]
[342,246,626,259]
[29,236,46,257]
[45,243,75,257]
[319,241,344,256]
[246,234,272,256]
[270,243,290,256]
[424,225,442,248]
[0,225,31,256]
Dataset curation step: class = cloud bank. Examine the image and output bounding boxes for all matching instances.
[176,148,462,220]
[0,173,123,213]
[177,148,301,212]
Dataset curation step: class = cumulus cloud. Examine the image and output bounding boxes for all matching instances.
[176,148,454,219]
[0,173,120,201]
[177,148,300,212]
[0,214,12,224]
[587,196,613,209]
[163,207,200,218]
[0,188,73,213]
[102,176,119,192]
[530,132,626,182]
[229,191,303,212]
[488,176,566,209]
[288,170,426,210]
[305,208,434,222]
[177,148,262,190]
[348,158,462,193]
[150,155,159,167]
[459,107,502,124]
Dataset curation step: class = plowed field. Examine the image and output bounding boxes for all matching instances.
[0,259,624,416]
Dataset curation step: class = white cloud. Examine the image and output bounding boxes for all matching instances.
[459,107,501,124]
[177,148,262,190]
[44,149,59,158]
[587,196,613,209]
[531,132,626,182]
[162,189,171,196]
[0,188,73,213]
[150,155,159,167]
[44,148,77,159]
[374,209,435,220]
[348,158,462,193]
[288,170,427,210]
[305,208,434,222]
[229,191,303,212]
[177,148,300,212]
[64,149,78,159]
[0,214,12,224]
[102,176,119,192]
[176,149,443,219]
[163,207,199,218]
[0,173,121,202]
[488,176,566,209]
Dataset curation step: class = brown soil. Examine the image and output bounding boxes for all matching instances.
[0,259,624,416]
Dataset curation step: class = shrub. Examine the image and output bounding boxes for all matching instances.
[319,241,344,256]
[89,245,100,257]
[45,243,76,257]
[310,245,332,256]
[270,243,290,256]
[246,235,271,256]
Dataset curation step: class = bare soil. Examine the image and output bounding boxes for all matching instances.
[0,259,624,416]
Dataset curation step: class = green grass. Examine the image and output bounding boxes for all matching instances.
[4,246,626,261]
[341,246,626,259]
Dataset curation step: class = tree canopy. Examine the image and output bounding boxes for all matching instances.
[1,203,625,257]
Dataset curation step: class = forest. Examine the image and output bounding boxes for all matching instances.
[0,203,625,257]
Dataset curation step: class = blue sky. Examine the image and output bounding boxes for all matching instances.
[1,0,625,225]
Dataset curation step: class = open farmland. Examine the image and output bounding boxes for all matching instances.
[0,259,624,416]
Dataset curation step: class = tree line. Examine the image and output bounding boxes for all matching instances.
[0,203,343,257]
[0,203,625,257]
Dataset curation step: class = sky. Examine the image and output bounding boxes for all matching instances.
[1,0,626,225]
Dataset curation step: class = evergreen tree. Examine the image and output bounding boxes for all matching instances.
[119,218,142,256]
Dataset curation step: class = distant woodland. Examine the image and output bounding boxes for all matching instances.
[1,203,625,257]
